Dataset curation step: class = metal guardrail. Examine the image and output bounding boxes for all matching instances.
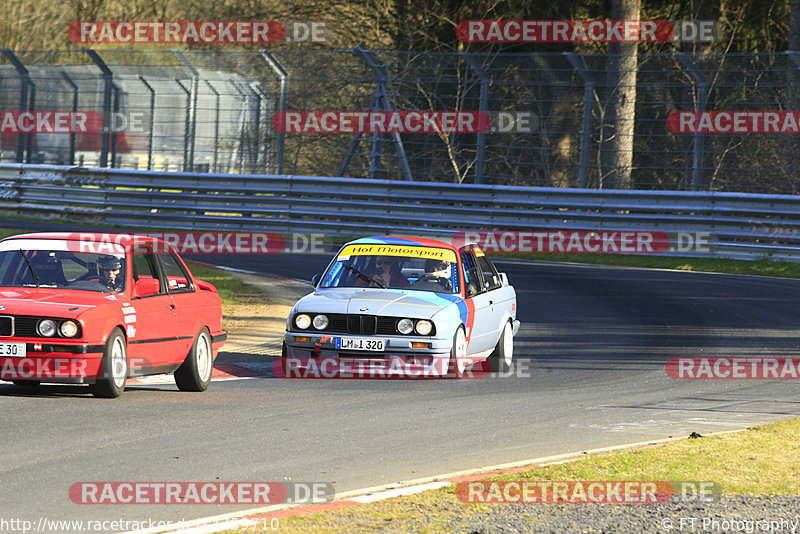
[1,163,800,261]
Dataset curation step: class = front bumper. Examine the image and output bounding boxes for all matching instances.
[281,331,452,378]
[0,342,105,384]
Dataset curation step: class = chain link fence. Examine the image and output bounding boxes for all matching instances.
[0,49,798,193]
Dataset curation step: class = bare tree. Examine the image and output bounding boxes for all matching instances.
[600,0,639,189]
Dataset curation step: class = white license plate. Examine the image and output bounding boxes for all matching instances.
[0,342,26,357]
[336,337,384,351]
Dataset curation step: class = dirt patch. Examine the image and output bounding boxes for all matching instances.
[217,271,312,359]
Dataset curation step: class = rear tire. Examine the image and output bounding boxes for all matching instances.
[488,320,514,373]
[90,328,127,398]
[175,328,213,392]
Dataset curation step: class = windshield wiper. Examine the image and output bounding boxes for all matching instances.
[19,250,39,288]
[344,264,386,289]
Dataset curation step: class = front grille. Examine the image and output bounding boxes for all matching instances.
[293,313,433,336]
[14,317,41,337]
[0,316,12,336]
[1,316,82,338]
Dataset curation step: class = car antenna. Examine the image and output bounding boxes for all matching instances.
[18,249,40,288]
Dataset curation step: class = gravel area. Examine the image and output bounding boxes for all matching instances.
[431,495,800,533]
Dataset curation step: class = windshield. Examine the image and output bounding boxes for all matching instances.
[0,239,126,293]
[320,245,459,294]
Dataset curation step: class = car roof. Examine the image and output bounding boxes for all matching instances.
[347,235,459,252]
[3,232,165,244]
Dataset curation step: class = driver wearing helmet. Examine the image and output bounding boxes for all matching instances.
[422,259,452,290]
[97,255,123,291]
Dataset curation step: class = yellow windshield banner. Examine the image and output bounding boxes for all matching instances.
[339,244,458,263]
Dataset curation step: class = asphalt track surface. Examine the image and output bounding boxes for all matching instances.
[3,234,800,530]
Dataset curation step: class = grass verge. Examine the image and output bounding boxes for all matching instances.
[236,418,800,533]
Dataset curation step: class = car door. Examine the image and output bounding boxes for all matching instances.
[154,250,196,359]
[459,247,494,358]
[126,248,180,370]
[473,247,512,348]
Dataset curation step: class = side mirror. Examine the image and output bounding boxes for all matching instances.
[311,274,321,287]
[499,272,509,286]
[132,277,161,298]
[466,283,478,297]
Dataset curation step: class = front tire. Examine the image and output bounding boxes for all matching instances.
[447,326,468,378]
[488,320,514,373]
[175,328,213,392]
[90,328,127,398]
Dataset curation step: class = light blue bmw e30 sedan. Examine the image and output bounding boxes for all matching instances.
[280,236,519,378]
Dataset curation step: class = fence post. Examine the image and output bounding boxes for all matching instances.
[176,78,191,172]
[84,49,114,168]
[204,80,220,173]
[61,71,78,165]
[355,45,413,181]
[261,50,288,175]
[460,51,488,185]
[172,51,199,172]
[676,53,707,191]
[138,75,155,171]
[1,50,31,163]
[564,52,594,189]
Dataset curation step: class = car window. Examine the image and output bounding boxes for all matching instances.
[157,253,194,293]
[0,244,126,293]
[461,252,481,294]
[131,253,163,294]
[475,252,501,291]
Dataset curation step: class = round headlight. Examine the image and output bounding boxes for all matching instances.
[397,318,414,335]
[37,319,57,337]
[60,320,79,338]
[312,314,329,330]
[415,320,433,336]
[295,314,311,329]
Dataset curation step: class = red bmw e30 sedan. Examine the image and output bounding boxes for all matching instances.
[0,232,226,397]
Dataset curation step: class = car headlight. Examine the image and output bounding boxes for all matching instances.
[37,319,57,337]
[60,320,79,338]
[295,314,311,329]
[312,314,329,330]
[397,318,414,335]
[415,320,433,336]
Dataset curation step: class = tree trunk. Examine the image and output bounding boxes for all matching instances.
[601,0,640,189]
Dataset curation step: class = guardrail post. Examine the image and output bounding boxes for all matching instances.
[355,45,413,181]
[564,52,594,189]
[84,49,115,168]
[260,50,288,175]
[172,51,199,172]
[676,53,707,191]
[2,50,31,163]
[61,71,78,165]
[460,51,488,184]
[139,75,156,171]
